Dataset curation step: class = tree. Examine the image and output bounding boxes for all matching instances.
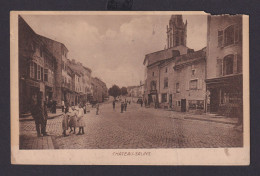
[121,87,128,96]
[108,85,121,99]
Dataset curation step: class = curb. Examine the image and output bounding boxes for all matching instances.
[183,116,237,125]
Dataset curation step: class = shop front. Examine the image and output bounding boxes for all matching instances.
[206,74,243,118]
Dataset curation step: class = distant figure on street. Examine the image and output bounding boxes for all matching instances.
[77,104,85,135]
[96,103,100,115]
[140,99,143,107]
[124,102,127,111]
[121,101,124,113]
[62,106,70,137]
[30,94,45,137]
[69,106,77,134]
[61,100,65,112]
[113,101,115,110]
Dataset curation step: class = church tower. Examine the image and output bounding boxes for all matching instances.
[166,15,187,48]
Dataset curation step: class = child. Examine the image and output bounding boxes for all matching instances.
[77,104,85,135]
[69,106,77,134]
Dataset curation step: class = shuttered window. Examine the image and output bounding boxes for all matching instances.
[189,80,198,90]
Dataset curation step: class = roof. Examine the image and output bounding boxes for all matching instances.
[174,47,206,69]
[37,34,68,52]
[143,45,191,66]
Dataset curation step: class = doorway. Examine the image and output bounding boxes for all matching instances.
[181,99,186,112]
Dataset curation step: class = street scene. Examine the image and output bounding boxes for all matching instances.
[20,98,242,149]
[18,13,244,149]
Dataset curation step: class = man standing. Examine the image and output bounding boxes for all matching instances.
[124,101,127,111]
[113,100,115,110]
[140,99,143,107]
[42,101,49,136]
[121,101,124,113]
[30,94,44,137]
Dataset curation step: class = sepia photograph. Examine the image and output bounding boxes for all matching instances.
[10,11,249,165]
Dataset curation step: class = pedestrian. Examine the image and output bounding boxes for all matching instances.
[61,100,65,112]
[62,106,70,137]
[77,104,85,135]
[124,101,127,111]
[30,94,45,137]
[96,103,100,115]
[121,101,124,113]
[140,99,143,107]
[42,101,49,136]
[69,106,77,134]
[113,101,115,110]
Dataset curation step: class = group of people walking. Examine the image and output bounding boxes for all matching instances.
[61,104,86,137]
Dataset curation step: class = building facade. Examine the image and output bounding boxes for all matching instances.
[143,15,207,112]
[172,48,206,112]
[19,16,57,115]
[91,77,108,103]
[206,15,242,117]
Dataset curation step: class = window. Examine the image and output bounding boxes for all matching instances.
[37,65,41,80]
[161,93,167,103]
[218,30,223,47]
[41,67,43,81]
[191,65,196,76]
[30,61,34,78]
[218,24,242,47]
[188,100,204,110]
[223,55,234,75]
[224,25,235,46]
[176,36,179,46]
[189,80,198,90]
[192,69,195,76]
[150,81,156,90]
[44,69,48,82]
[181,36,184,45]
[164,77,168,88]
[165,67,168,73]
[237,55,242,73]
[176,83,180,93]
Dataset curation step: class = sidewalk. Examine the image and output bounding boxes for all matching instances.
[144,106,239,125]
[20,135,55,149]
[19,109,63,122]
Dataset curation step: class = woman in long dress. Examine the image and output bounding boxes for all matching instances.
[76,104,85,135]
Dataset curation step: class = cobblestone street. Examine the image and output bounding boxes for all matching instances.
[20,102,243,149]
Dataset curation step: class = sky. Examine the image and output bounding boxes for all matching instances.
[22,14,207,88]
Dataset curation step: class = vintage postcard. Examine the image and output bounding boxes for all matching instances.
[10,11,249,165]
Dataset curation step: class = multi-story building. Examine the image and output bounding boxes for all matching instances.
[143,15,194,108]
[37,35,69,108]
[206,15,242,117]
[91,77,108,103]
[143,15,207,112]
[172,48,206,112]
[68,59,92,104]
[19,16,57,115]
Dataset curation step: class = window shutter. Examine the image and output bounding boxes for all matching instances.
[216,59,223,77]
[198,79,203,90]
[233,54,238,74]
